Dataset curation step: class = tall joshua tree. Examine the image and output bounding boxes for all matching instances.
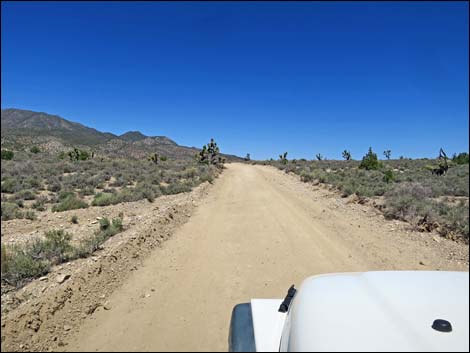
[383,150,391,160]
[279,152,288,164]
[148,153,159,165]
[198,138,221,165]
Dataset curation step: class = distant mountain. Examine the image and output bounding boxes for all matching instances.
[1,108,241,161]
[119,131,178,146]
[119,131,148,142]
[1,108,116,146]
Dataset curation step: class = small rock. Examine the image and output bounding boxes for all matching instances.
[145,293,151,298]
[419,261,426,266]
[56,274,71,284]
[103,302,112,310]
[432,236,441,243]
[39,276,48,281]
[63,325,71,331]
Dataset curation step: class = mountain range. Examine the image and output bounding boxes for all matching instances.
[1,108,241,161]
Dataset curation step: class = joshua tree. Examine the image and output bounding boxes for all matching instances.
[279,152,288,165]
[383,150,392,160]
[198,138,221,165]
[148,153,159,165]
[431,148,449,176]
[245,153,251,161]
[342,150,351,161]
[316,153,323,161]
[68,148,89,162]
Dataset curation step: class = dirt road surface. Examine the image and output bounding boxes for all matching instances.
[65,163,467,351]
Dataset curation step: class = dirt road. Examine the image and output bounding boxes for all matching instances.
[65,163,467,352]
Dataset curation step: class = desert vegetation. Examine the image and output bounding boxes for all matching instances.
[1,216,124,287]
[196,138,226,166]
[262,148,469,243]
[1,145,222,289]
[1,149,220,218]
[1,149,14,160]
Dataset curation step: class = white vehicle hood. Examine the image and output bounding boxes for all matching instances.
[280,271,469,352]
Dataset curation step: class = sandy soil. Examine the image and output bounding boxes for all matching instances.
[1,163,468,352]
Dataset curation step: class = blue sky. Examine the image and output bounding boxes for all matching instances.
[1,1,468,160]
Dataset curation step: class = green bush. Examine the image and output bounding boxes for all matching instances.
[47,178,62,192]
[92,192,116,206]
[74,217,124,258]
[24,176,42,189]
[452,152,469,165]
[183,167,198,179]
[68,148,90,161]
[78,186,95,196]
[199,172,214,184]
[30,146,41,154]
[71,215,79,224]
[1,178,20,194]
[160,182,192,195]
[383,170,395,183]
[25,210,37,220]
[32,196,48,211]
[359,147,382,170]
[92,185,161,206]
[112,217,123,231]
[99,217,111,231]
[52,194,88,212]
[0,244,50,286]
[1,202,23,220]
[73,235,102,258]
[1,229,74,286]
[1,150,14,160]
[136,183,159,202]
[300,170,314,182]
[16,189,36,200]
[58,190,75,200]
[43,229,74,264]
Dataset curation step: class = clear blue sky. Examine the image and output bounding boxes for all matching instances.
[2,1,468,160]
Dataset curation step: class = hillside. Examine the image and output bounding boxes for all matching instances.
[1,108,241,161]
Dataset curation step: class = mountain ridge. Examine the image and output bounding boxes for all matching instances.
[1,108,241,161]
